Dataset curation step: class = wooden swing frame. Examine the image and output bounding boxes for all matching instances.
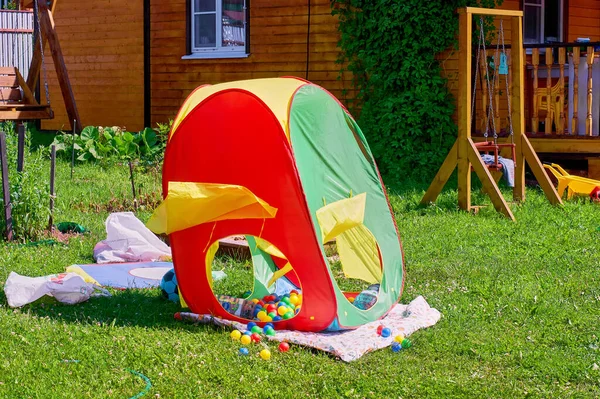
[420,7,562,221]
[0,0,81,131]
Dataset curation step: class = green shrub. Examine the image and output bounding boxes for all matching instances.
[0,122,51,241]
[332,0,502,182]
[52,125,164,164]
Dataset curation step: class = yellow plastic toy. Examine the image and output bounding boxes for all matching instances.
[543,163,600,199]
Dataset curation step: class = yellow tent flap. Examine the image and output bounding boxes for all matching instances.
[146,182,278,235]
[315,193,382,284]
[316,193,366,244]
[337,225,382,284]
[255,237,287,259]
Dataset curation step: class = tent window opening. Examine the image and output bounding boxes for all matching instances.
[523,0,563,44]
[186,0,248,59]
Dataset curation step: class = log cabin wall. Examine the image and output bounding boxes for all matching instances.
[41,0,145,131]
[150,0,352,126]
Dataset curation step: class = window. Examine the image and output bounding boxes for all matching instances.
[523,0,563,44]
[184,0,248,59]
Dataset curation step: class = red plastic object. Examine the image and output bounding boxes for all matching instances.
[590,186,600,202]
[278,342,290,352]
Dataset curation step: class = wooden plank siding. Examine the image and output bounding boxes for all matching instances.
[568,0,600,41]
[41,0,144,131]
[149,0,352,126]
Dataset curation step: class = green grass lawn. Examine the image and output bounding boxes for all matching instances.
[1,155,600,398]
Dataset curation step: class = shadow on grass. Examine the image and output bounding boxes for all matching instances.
[0,287,225,333]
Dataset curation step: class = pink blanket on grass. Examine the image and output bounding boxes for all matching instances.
[176,296,441,362]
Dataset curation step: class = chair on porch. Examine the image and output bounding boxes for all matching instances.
[533,81,562,132]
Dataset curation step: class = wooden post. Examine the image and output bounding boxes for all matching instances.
[457,10,472,212]
[586,46,595,137]
[558,48,566,134]
[17,123,25,172]
[0,132,13,241]
[71,120,76,179]
[512,16,526,201]
[546,48,553,134]
[129,160,138,211]
[532,48,540,133]
[572,47,580,135]
[48,144,56,230]
[36,0,82,132]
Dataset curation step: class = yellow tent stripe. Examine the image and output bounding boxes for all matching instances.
[171,77,306,141]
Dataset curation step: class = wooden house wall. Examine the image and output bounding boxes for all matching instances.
[41,0,145,131]
[150,0,353,126]
[568,0,600,41]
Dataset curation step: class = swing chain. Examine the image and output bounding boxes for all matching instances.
[499,19,514,140]
[33,0,51,106]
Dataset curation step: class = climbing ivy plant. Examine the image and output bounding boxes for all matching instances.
[332,0,503,181]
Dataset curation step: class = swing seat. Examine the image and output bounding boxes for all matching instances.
[474,141,516,171]
[0,67,53,121]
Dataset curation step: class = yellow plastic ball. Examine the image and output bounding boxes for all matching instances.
[296,294,303,305]
[264,315,273,322]
[259,349,271,360]
[277,306,288,316]
[251,298,259,304]
[394,334,405,343]
[240,335,252,345]
[348,297,355,303]
[289,295,299,306]
[230,330,242,340]
[257,311,267,320]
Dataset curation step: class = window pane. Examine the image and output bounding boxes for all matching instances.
[544,0,561,41]
[194,0,215,12]
[195,14,216,48]
[524,0,542,4]
[222,0,245,47]
[524,5,541,43]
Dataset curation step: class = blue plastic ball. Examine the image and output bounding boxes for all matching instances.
[239,347,249,356]
[243,330,252,335]
[391,342,402,352]
[247,322,257,330]
[381,327,391,338]
[264,323,274,330]
[273,316,282,321]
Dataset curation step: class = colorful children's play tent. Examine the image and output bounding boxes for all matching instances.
[147,77,405,332]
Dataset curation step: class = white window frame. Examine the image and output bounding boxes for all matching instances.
[182,0,249,60]
[523,0,564,45]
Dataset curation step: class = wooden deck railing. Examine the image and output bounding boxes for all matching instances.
[474,42,600,137]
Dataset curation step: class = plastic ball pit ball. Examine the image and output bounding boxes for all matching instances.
[381,327,391,338]
[265,327,276,337]
[251,333,261,343]
[391,342,402,352]
[376,325,384,335]
[240,335,252,345]
[251,325,263,334]
[401,338,412,349]
[278,342,290,352]
[394,334,404,343]
[239,347,249,356]
[230,330,242,340]
[260,349,271,360]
